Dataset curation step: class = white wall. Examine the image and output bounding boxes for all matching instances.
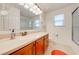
[45,6,72,42]
[44,4,79,54]
[40,13,47,32]
[0,6,20,31]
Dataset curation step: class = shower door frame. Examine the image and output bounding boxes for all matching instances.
[72,7,79,45]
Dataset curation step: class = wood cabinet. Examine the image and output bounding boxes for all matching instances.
[23,43,34,55]
[44,34,48,51]
[10,43,34,55]
[10,47,25,55]
[10,34,48,55]
[35,38,44,55]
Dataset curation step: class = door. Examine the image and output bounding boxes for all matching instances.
[72,7,79,45]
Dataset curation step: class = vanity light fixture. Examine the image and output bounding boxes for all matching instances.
[19,3,43,15]
[24,4,29,9]
[35,12,39,15]
[32,5,38,9]
[29,8,33,12]
[32,10,36,13]
[37,8,40,12]
[39,10,42,14]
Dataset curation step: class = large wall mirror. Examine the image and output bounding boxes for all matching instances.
[0,3,42,33]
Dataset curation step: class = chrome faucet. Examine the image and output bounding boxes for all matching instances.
[11,29,15,39]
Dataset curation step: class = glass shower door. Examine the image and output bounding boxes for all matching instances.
[72,7,79,45]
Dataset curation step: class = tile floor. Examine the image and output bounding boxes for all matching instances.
[45,39,75,55]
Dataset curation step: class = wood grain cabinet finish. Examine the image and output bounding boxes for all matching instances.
[35,38,44,55]
[10,43,34,55]
[23,43,34,55]
[10,34,48,55]
[44,34,48,51]
[10,47,25,55]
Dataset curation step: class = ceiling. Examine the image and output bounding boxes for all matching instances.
[37,3,74,13]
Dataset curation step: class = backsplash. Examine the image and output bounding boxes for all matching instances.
[0,30,37,40]
[0,32,20,39]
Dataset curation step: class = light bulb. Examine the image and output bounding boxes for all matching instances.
[35,12,39,15]
[37,8,40,11]
[32,10,36,13]
[30,8,33,12]
[32,5,38,9]
[39,11,42,14]
[24,4,29,9]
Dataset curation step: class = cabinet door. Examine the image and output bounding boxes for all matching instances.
[35,38,44,55]
[24,43,34,55]
[44,35,48,51]
[10,47,25,55]
[10,43,34,55]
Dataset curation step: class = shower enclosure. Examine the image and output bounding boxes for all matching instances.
[72,7,79,45]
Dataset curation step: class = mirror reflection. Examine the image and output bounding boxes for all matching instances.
[0,3,42,32]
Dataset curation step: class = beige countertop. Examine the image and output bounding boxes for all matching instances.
[0,32,48,55]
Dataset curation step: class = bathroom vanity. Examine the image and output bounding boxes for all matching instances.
[0,32,48,55]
